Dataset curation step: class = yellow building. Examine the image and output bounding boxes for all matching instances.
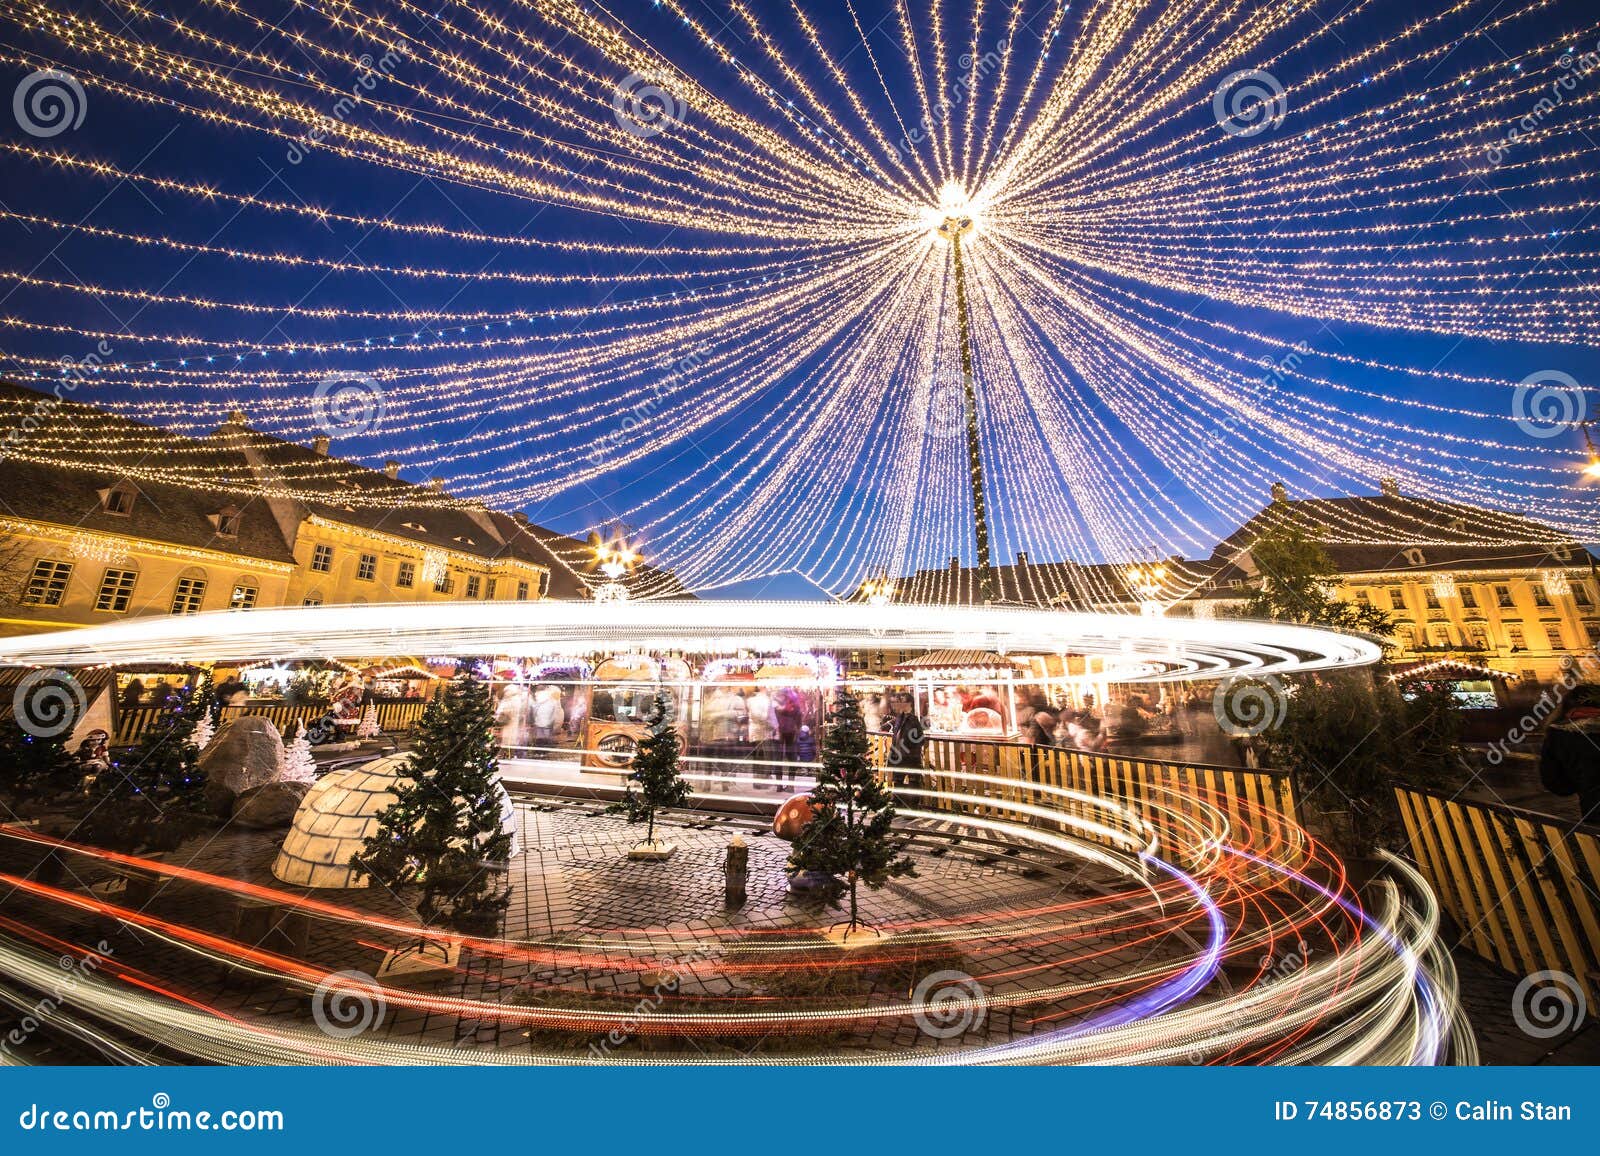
[0,380,649,636]
[1186,481,1600,685]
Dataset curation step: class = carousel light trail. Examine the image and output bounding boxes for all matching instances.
[0,751,1464,1064]
[0,599,1385,677]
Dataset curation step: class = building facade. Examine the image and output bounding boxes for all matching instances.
[0,381,678,636]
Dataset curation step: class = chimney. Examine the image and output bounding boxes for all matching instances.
[1017,551,1029,567]
[512,511,530,526]
[312,435,331,456]
[949,555,960,573]
[383,459,401,479]
[1270,482,1287,504]
[1379,477,1399,498]
[427,476,445,493]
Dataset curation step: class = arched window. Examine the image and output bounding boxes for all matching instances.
[170,566,209,615]
[229,577,259,609]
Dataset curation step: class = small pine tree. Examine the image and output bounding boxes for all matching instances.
[353,671,512,932]
[281,720,317,783]
[789,686,914,933]
[355,703,381,739]
[608,692,690,848]
[0,719,84,810]
[78,690,212,854]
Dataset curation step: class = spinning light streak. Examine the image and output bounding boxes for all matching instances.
[0,0,1596,597]
[0,756,1467,1064]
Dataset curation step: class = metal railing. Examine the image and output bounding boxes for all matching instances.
[1395,785,1600,1003]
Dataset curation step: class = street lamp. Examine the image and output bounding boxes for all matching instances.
[591,533,640,603]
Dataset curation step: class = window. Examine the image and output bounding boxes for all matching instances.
[434,573,454,595]
[465,575,481,599]
[1428,623,1451,648]
[212,507,241,536]
[1531,583,1551,608]
[95,568,137,613]
[1460,586,1478,609]
[170,577,207,614]
[396,560,415,588]
[1585,621,1600,645]
[1507,625,1526,651]
[310,544,334,573]
[303,592,323,607]
[1495,585,1514,608]
[22,559,72,606]
[1387,589,1405,610]
[1423,588,1440,610]
[101,485,135,515]
[485,578,497,600]
[516,580,529,601]
[1354,590,1370,605]
[357,553,377,581]
[1467,624,1489,649]
[1542,621,1564,650]
[1577,585,1594,607]
[230,583,258,609]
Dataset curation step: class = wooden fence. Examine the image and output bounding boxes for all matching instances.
[867,733,1297,866]
[1396,785,1600,1004]
[115,699,429,745]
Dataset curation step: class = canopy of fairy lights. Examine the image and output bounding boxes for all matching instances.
[0,600,1384,680]
[1,1,1597,601]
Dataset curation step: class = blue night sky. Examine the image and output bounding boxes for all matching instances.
[1,0,1597,593]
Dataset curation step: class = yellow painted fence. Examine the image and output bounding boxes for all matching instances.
[115,699,429,745]
[1396,786,1600,1005]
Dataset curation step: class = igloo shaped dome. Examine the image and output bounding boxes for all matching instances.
[272,755,520,889]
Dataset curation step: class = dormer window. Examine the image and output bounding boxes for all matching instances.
[100,484,136,516]
[210,505,242,537]
[401,521,427,533]
[452,535,476,546]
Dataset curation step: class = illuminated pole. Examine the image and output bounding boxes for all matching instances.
[939,207,995,604]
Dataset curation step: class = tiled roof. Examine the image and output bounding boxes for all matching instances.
[0,380,296,564]
[1203,493,1594,582]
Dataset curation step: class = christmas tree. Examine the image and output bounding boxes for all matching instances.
[0,719,84,811]
[353,672,511,932]
[608,692,690,851]
[78,686,212,854]
[789,686,914,934]
[281,720,317,783]
[355,703,381,739]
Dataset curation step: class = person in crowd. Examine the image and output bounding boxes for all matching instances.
[1024,709,1057,748]
[74,729,111,776]
[795,723,817,765]
[746,684,778,781]
[565,687,588,744]
[861,692,885,735]
[119,678,146,711]
[530,684,563,745]
[774,687,803,771]
[884,692,928,793]
[1540,684,1600,825]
